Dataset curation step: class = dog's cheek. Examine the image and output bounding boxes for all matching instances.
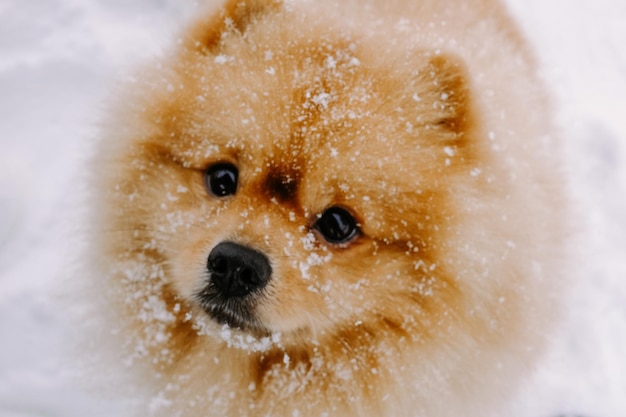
[167,234,215,300]
[254,249,391,334]
[345,245,460,338]
[147,185,222,300]
[254,262,331,333]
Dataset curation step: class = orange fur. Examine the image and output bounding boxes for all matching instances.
[89,0,566,416]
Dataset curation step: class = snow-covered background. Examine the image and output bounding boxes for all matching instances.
[0,0,624,416]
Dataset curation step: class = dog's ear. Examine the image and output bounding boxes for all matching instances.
[406,54,474,147]
[186,0,283,53]
[414,54,474,146]
[430,55,471,137]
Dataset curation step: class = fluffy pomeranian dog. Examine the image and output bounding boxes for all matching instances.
[88,0,566,416]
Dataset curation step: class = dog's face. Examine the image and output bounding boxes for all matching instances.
[92,2,564,415]
[103,1,480,349]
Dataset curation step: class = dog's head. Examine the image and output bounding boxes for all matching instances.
[97,0,541,361]
[93,2,564,415]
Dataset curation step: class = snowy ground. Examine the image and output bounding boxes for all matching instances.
[0,0,625,416]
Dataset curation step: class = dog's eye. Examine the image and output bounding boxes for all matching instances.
[315,206,359,244]
[205,163,238,197]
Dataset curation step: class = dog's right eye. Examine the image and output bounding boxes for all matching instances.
[205,163,238,197]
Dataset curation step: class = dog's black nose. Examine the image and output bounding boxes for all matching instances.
[207,242,272,298]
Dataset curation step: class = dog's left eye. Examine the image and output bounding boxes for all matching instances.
[314,206,359,244]
[205,163,238,197]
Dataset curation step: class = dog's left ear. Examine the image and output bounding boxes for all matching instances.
[419,54,474,144]
[186,0,283,53]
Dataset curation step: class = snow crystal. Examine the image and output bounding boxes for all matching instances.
[149,393,173,413]
[306,252,332,267]
[311,92,332,109]
[325,55,337,70]
[300,232,316,251]
[204,144,220,157]
[139,295,176,324]
[194,322,283,352]
[214,54,232,65]
[320,282,332,294]
[299,262,312,280]
[336,366,353,380]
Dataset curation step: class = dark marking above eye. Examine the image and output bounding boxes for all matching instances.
[265,168,299,202]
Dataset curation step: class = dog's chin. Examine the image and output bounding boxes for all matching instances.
[195,291,270,336]
[208,305,269,335]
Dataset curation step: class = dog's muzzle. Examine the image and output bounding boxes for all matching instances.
[196,241,272,332]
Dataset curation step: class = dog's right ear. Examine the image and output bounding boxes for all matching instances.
[186,0,283,53]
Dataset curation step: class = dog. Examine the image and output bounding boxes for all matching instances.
[87,0,566,415]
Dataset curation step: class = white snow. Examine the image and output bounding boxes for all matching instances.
[0,0,625,416]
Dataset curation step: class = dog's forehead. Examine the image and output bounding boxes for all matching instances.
[197,42,426,159]
[156,26,466,197]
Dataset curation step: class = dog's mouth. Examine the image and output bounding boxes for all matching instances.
[195,288,269,334]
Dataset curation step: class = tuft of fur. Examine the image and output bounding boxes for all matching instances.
[87,0,566,416]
